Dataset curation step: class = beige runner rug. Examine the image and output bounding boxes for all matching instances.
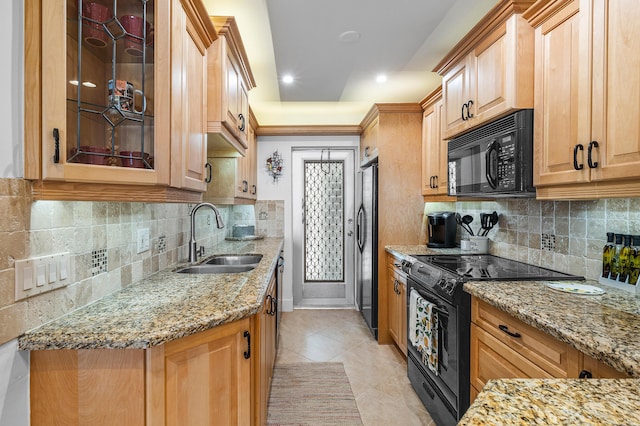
[267,362,364,425]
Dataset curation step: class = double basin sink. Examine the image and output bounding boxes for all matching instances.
[175,254,263,274]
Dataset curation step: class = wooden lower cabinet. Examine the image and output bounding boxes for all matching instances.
[30,285,280,425]
[31,349,146,425]
[252,272,278,425]
[387,254,407,355]
[470,296,630,403]
[158,318,252,426]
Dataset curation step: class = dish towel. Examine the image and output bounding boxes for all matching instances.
[411,291,439,376]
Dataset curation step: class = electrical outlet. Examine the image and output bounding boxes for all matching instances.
[137,228,150,254]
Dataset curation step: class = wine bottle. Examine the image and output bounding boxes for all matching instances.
[618,234,632,283]
[602,232,615,278]
[610,234,623,281]
[629,235,640,286]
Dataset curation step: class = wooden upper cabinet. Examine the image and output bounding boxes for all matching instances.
[421,88,452,200]
[436,0,535,140]
[207,16,256,156]
[527,0,640,199]
[24,0,214,202]
[359,113,379,164]
[170,0,217,192]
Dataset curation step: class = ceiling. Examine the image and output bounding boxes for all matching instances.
[202,0,498,126]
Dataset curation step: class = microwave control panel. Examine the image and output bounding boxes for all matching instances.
[495,135,516,190]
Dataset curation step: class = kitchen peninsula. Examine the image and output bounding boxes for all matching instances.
[19,238,284,425]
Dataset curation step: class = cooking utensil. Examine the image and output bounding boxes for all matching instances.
[479,211,498,236]
[461,215,474,236]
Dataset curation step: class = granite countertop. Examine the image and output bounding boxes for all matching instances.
[463,279,640,377]
[18,238,284,350]
[459,378,640,425]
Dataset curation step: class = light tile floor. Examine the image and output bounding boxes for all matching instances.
[275,309,434,425]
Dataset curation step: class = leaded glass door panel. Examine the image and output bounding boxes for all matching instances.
[292,149,355,307]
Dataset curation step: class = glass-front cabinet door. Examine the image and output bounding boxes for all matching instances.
[36,0,170,185]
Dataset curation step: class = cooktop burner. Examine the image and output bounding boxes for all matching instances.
[410,254,583,281]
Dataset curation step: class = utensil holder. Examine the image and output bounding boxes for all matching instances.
[468,236,489,254]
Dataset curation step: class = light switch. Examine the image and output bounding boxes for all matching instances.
[48,262,58,283]
[23,264,34,291]
[36,264,47,287]
[59,257,69,281]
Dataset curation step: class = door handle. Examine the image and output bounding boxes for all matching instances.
[573,144,584,170]
[587,141,599,168]
[243,331,251,359]
[485,139,499,189]
[466,100,474,119]
[498,324,521,338]
[205,162,212,183]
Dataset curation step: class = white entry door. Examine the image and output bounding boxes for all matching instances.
[291,148,356,307]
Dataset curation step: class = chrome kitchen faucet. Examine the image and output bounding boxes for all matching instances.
[189,202,225,263]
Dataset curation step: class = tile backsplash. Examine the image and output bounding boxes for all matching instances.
[423,198,640,281]
[0,178,284,345]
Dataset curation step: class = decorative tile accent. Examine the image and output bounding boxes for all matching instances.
[541,233,556,251]
[91,248,108,276]
[157,235,167,253]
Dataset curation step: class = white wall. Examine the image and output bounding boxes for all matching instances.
[2,0,23,178]
[256,135,360,311]
[1,2,28,425]
[0,341,28,426]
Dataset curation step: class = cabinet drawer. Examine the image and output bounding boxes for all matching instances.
[471,323,553,391]
[472,298,580,378]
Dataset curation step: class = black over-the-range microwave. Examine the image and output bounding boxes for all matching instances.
[447,109,535,198]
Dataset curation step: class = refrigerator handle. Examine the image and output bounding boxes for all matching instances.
[356,205,364,252]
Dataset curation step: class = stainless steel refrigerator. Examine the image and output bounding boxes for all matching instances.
[356,162,378,339]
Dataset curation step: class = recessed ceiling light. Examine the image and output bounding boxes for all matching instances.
[82,81,97,88]
[339,30,360,43]
[282,75,294,84]
[376,74,387,83]
[69,80,79,86]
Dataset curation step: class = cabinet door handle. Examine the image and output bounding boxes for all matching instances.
[579,370,593,379]
[498,324,521,338]
[270,297,277,316]
[265,295,273,315]
[242,180,248,193]
[433,175,438,188]
[573,144,584,170]
[466,100,474,119]
[587,141,599,168]
[53,128,60,164]
[205,162,212,183]
[243,331,251,359]
[251,184,257,195]
[238,113,246,132]
[461,104,467,121]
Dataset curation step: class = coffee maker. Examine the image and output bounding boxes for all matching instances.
[427,211,457,248]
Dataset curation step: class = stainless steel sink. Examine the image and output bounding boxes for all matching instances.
[205,254,263,265]
[175,264,256,274]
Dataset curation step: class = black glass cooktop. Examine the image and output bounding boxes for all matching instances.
[411,254,584,281]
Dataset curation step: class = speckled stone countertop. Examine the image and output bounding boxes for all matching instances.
[464,279,640,377]
[18,238,284,350]
[459,378,640,425]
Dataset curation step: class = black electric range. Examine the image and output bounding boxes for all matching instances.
[402,254,583,426]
